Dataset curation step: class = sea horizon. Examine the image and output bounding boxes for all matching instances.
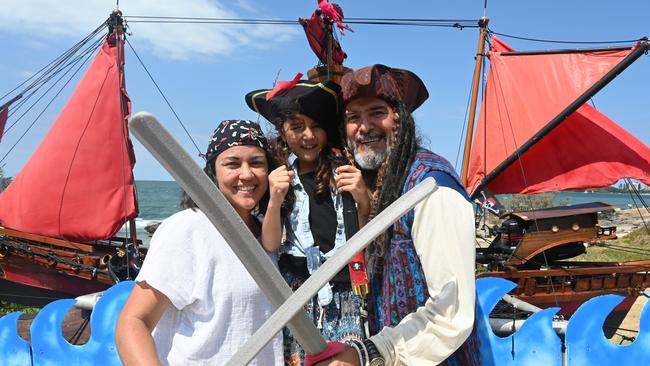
[129,180,650,247]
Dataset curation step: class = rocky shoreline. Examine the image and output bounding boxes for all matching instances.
[600,208,650,237]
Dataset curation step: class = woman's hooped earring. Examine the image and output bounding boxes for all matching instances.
[279,138,290,152]
[393,112,400,122]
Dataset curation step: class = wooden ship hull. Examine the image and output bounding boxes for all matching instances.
[476,202,650,321]
[0,227,145,306]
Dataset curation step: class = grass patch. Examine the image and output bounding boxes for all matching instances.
[0,267,41,315]
[571,227,650,263]
[0,301,40,316]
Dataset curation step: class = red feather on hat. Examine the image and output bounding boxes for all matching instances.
[266,72,303,101]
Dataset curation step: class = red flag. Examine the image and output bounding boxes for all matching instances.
[300,11,346,65]
[467,37,650,195]
[0,104,7,143]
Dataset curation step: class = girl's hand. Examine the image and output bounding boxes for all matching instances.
[268,165,294,207]
[335,165,371,219]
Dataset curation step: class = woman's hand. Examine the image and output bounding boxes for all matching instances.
[268,165,294,208]
[335,165,371,223]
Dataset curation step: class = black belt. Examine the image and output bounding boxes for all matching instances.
[278,253,350,283]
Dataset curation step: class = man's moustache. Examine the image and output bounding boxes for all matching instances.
[356,131,385,144]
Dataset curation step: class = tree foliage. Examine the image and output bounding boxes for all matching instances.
[0,166,11,192]
[499,192,563,212]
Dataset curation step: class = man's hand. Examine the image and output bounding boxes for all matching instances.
[314,346,361,366]
[335,164,371,221]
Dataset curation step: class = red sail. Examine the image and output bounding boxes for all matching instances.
[467,37,650,195]
[0,36,137,241]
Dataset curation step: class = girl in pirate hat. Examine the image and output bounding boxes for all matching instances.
[247,75,370,365]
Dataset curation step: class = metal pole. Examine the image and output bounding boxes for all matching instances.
[227,177,438,365]
[129,112,328,354]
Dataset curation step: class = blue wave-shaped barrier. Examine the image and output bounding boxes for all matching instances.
[0,278,647,365]
[0,281,134,366]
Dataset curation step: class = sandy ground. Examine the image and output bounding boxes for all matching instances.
[610,294,648,344]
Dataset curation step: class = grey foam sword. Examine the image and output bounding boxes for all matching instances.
[129,112,438,364]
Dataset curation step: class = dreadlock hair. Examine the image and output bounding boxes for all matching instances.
[180,151,274,216]
[364,99,420,275]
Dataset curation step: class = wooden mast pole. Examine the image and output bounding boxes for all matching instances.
[460,16,489,188]
[111,10,139,258]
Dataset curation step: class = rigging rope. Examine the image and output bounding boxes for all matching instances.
[5,36,106,135]
[124,38,203,158]
[489,30,641,45]
[0,23,108,105]
[625,178,650,235]
[120,15,645,45]
[123,15,479,28]
[0,39,104,166]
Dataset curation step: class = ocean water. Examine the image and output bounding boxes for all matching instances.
[123,180,183,246]
[129,181,650,246]
[556,191,650,208]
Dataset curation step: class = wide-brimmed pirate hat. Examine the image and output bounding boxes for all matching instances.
[245,76,342,147]
[341,64,429,113]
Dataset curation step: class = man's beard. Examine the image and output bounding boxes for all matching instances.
[348,131,392,170]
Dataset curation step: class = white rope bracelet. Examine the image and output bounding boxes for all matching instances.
[349,341,365,366]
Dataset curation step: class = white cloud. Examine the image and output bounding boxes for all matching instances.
[0,0,299,60]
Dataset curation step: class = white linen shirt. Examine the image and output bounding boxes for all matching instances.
[136,208,283,366]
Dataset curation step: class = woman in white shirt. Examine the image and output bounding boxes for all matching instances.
[116,119,283,366]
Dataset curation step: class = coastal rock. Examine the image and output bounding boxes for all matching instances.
[144,221,161,235]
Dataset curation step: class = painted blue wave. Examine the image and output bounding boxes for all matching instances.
[0,280,133,366]
[474,277,562,366]
[0,278,648,365]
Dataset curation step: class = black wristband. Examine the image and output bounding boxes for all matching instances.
[362,339,385,366]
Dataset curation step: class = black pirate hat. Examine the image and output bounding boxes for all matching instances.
[245,76,342,147]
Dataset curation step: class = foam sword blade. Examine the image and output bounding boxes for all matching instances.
[228,171,438,365]
[129,112,328,354]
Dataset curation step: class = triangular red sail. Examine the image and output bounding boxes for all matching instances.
[0,36,137,241]
[467,37,650,195]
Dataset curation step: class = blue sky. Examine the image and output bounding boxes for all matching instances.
[1,0,648,181]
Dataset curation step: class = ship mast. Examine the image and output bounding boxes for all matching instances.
[460,16,489,188]
[109,10,140,269]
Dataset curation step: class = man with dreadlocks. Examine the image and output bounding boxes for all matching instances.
[309,65,475,366]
